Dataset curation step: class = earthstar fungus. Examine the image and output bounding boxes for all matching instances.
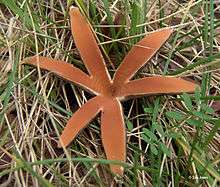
[24,6,198,175]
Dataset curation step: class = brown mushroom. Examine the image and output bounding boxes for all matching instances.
[24,6,198,175]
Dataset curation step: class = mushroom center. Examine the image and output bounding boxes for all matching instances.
[110,85,118,97]
[104,84,119,98]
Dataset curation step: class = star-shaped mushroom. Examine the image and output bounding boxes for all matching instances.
[24,6,198,175]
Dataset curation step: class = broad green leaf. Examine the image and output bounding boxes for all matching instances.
[166,111,185,121]
[201,105,215,114]
[143,128,158,141]
[150,144,158,155]
[192,111,212,120]
[143,107,154,113]
[126,119,133,131]
[159,143,171,157]
[152,122,165,137]
[186,118,203,127]
[182,93,193,111]
[167,132,181,139]
[142,134,151,143]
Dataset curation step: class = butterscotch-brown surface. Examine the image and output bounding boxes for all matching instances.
[24,6,197,175]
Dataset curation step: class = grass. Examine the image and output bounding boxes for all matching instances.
[0,0,220,186]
